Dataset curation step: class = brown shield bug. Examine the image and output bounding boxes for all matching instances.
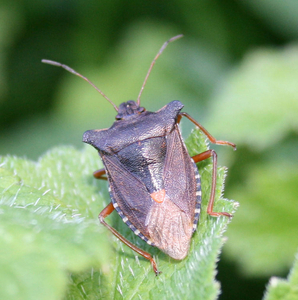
[42,35,236,275]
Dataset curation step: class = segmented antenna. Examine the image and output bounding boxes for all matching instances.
[137,34,183,106]
[41,59,118,112]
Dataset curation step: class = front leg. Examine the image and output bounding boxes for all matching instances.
[93,168,108,180]
[179,112,236,150]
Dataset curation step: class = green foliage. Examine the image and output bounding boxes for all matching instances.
[242,0,298,39]
[263,253,298,300]
[0,146,111,300]
[208,45,298,151]
[206,44,298,277]
[224,161,298,276]
[0,130,237,299]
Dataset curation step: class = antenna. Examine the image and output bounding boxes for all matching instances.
[137,34,183,106]
[41,59,118,112]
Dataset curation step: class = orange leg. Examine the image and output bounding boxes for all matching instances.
[178,112,235,217]
[179,112,236,150]
[93,168,108,180]
[99,202,160,275]
[192,150,232,218]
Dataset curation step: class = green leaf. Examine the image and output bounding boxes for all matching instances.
[207,44,298,151]
[0,130,237,299]
[263,253,298,300]
[0,147,111,300]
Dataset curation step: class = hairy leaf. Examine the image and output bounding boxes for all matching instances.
[263,253,298,300]
[0,129,237,299]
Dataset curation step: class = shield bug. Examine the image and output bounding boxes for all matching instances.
[42,35,236,275]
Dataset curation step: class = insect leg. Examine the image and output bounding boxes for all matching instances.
[93,168,108,180]
[99,202,160,275]
[179,112,236,150]
[192,150,232,218]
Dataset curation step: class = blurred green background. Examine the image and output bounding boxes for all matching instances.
[0,0,297,299]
